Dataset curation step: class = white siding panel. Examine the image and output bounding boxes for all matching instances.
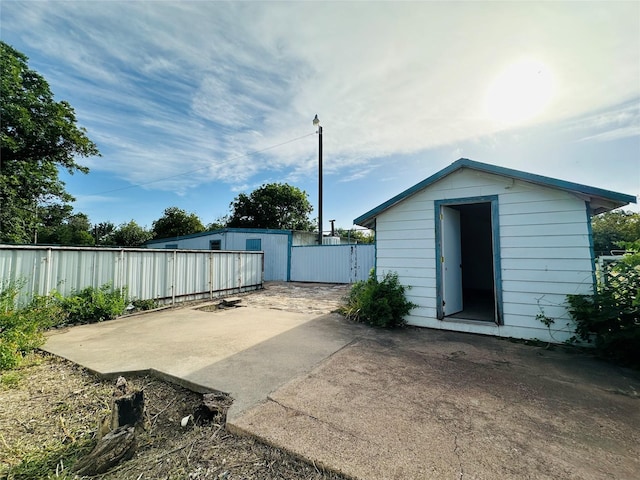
[501,246,590,259]
[503,280,592,296]
[503,268,594,284]
[377,248,433,259]
[501,257,593,272]
[499,199,584,215]
[500,210,585,226]
[500,235,590,248]
[376,257,435,269]
[502,291,573,308]
[500,222,587,237]
[376,228,434,241]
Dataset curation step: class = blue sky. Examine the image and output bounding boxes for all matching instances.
[2,1,639,233]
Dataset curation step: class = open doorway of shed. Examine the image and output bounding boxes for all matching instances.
[441,202,496,323]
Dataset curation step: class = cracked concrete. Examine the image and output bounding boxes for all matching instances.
[230,329,640,480]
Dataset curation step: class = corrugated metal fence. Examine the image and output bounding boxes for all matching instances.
[290,244,375,283]
[0,245,263,307]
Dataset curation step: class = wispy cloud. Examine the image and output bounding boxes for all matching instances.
[567,102,640,143]
[2,1,638,198]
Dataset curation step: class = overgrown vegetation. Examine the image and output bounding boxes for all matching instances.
[566,241,640,367]
[0,281,66,370]
[0,282,130,371]
[55,284,127,325]
[341,270,416,328]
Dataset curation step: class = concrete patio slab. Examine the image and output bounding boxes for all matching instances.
[43,304,362,420]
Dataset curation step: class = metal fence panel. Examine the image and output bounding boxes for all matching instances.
[0,246,263,307]
[289,244,375,283]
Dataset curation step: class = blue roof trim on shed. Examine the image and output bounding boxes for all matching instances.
[144,227,295,245]
[354,158,637,228]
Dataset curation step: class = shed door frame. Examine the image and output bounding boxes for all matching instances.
[435,195,503,325]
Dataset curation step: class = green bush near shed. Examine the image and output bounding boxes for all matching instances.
[566,241,640,368]
[341,270,417,328]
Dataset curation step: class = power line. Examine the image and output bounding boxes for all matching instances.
[91,131,316,196]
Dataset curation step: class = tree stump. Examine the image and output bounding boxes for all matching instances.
[73,426,136,476]
[74,376,146,475]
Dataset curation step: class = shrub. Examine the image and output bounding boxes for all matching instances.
[1,282,129,371]
[131,298,159,311]
[566,246,639,367]
[341,270,417,328]
[0,282,67,370]
[58,284,128,324]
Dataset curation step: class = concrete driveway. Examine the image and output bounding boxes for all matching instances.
[43,284,640,479]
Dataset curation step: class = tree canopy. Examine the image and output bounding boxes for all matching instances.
[36,205,94,246]
[0,41,99,243]
[226,183,314,231]
[111,220,154,247]
[592,209,640,256]
[152,207,205,239]
[336,227,375,244]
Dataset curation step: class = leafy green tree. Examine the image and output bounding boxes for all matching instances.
[0,41,100,244]
[227,183,314,231]
[93,221,116,245]
[112,220,154,246]
[336,227,375,244]
[206,220,226,231]
[592,210,640,256]
[37,207,94,245]
[152,207,205,239]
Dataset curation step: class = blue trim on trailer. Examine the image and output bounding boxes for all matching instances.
[144,227,297,245]
[354,158,636,228]
[434,195,502,325]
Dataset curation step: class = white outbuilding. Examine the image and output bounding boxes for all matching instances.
[354,158,636,342]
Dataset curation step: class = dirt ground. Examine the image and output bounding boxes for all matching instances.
[234,282,350,315]
[0,283,351,480]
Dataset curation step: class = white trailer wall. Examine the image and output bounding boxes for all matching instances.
[146,230,290,281]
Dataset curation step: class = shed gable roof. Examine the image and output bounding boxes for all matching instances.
[354,158,636,228]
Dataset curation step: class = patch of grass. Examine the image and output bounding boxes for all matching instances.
[0,370,22,389]
[3,439,94,480]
